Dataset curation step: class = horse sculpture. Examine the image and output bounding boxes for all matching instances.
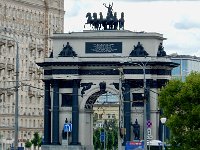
[85,3,124,30]
[119,12,125,30]
[92,13,99,30]
[99,12,107,30]
[113,12,119,30]
[86,12,92,25]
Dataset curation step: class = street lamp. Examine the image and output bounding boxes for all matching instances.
[114,68,124,150]
[160,117,167,150]
[0,31,19,150]
[132,60,149,150]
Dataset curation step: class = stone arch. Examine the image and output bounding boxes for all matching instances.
[80,86,119,110]
[78,86,119,148]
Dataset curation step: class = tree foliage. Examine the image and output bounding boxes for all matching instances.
[25,140,32,149]
[93,128,101,149]
[158,72,200,150]
[93,119,118,150]
[31,132,42,150]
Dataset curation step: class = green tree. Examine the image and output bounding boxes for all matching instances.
[25,140,32,150]
[93,128,101,149]
[93,119,118,150]
[158,72,200,150]
[107,130,114,150]
[31,132,42,150]
[105,118,118,149]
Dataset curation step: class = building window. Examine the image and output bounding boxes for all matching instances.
[172,59,181,76]
[99,114,103,119]
[132,93,144,107]
[112,114,115,119]
[61,93,72,107]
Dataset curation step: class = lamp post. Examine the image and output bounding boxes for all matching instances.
[132,60,149,150]
[115,68,124,150]
[103,121,106,150]
[160,117,167,150]
[0,32,19,150]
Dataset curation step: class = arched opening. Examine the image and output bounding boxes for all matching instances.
[84,91,119,149]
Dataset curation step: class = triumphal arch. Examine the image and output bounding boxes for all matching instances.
[38,4,177,150]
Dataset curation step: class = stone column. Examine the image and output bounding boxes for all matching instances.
[43,80,51,145]
[123,81,131,145]
[71,79,80,145]
[52,80,60,145]
[159,109,163,141]
[146,87,150,121]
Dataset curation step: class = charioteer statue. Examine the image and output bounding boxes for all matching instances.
[103,2,113,19]
[85,3,125,30]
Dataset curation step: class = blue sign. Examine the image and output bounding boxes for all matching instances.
[64,123,72,132]
[125,141,144,150]
[85,42,122,53]
[10,147,24,150]
[100,132,106,142]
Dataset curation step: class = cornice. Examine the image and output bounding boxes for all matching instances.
[3,0,64,13]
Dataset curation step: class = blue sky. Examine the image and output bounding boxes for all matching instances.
[64,0,200,56]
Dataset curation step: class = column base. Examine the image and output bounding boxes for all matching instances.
[62,139,68,146]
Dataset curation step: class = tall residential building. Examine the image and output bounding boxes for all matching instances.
[170,54,200,80]
[0,0,64,148]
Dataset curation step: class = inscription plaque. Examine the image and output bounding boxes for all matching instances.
[85,42,122,53]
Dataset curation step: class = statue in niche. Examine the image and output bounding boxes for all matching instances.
[131,119,140,140]
[157,43,166,57]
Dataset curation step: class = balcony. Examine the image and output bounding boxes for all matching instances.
[37,68,43,75]
[7,61,14,71]
[28,87,36,97]
[0,61,6,70]
[0,88,6,95]
[37,44,44,52]
[37,91,44,98]
[7,40,15,47]
[0,39,6,46]
[7,89,14,96]
[29,43,36,50]
[29,66,35,74]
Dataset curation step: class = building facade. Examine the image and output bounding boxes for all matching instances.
[170,54,200,80]
[93,102,119,129]
[0,0,64,148]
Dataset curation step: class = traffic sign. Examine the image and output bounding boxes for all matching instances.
[146,120,152,128]
[64,123,72,132]
[147,135,153,140]
[100,132,106,142]
[147,128,151,136]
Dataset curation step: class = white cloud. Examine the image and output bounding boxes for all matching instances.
[64,0,200,56]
